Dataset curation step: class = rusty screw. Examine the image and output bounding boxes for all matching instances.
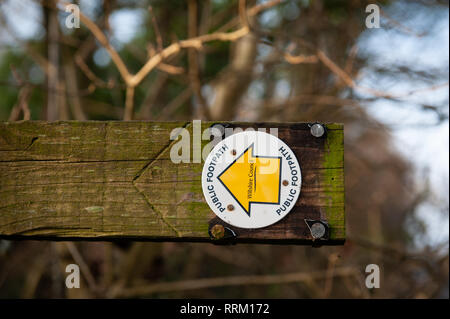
[231,149,237,156]
[210,224,225,240]
[282,180,289,186]
[227,204,235,211]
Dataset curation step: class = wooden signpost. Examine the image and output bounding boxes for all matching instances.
[0,121,344,244]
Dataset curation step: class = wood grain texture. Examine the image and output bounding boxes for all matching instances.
[0,121,344,244]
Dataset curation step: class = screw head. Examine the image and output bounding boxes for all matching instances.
[310,222,326,239]
[227,204,235,211]
[231,149,237,156]
[210,224,225,239]
[282,180,289,186]
[310,123,325,138]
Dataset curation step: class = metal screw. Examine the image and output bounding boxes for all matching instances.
[310,222,326,239]
[310,123,325,138]
[227,204,234,211]
[210,224,225,239]
[282,180,289,186]
[231,149,237,156]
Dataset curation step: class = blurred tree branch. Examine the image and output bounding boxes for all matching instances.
[111,266,358,298]
[57,0,282,120]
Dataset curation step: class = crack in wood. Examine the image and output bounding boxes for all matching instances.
[25,137,39,150]
[131,121,191,237]
[132,184,182,238]
[132,122,191,182]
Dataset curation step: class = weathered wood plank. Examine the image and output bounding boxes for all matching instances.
[0,121,344,244]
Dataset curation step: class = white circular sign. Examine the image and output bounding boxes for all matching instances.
[201,131,302,229]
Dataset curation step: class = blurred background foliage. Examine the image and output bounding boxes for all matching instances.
[0,0,448,298]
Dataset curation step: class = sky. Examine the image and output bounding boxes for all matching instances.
[357,4,449,249]
[0,0,448,249]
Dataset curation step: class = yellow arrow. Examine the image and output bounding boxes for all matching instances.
[218,144,281,216]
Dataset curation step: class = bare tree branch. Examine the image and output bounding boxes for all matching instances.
[113,267,358,298]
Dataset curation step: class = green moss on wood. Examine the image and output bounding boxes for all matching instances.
[321,124,345,241]
[0,121,345,244]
